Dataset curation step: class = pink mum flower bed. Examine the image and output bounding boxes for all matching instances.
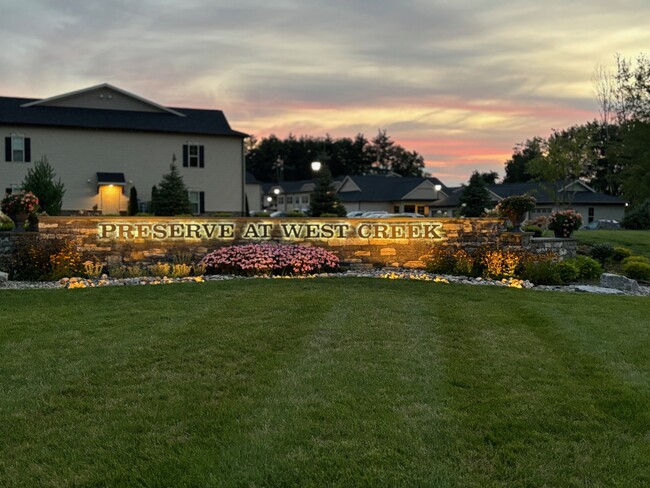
[200,243,340,276]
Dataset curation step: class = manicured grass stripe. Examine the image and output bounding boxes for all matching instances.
[1,279,648,487]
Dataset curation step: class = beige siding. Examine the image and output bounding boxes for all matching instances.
[39,89,166,113]
[2,125,244,214]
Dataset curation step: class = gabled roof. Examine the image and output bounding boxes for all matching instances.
[337,174,449,202]
[21,83,186,117]
[0,84,248,138]
[432,181,627,208]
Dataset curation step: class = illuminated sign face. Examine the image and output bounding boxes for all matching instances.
[97,220,445,242]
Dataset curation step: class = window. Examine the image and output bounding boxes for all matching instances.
[5,135,31,163]
[417,206,426,216]
[286,196,293,204]
[393,205,400,213]
[301,195,309,204]
[183,143,204,168]
[278,196,284,205]
[404,205,416,213]
[188,190,205,214]
[588,207,595,223]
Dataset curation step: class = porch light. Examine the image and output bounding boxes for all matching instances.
[311,161,322,172]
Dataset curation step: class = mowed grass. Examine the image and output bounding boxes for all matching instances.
[573,229,650,258]
[1,279,649,487]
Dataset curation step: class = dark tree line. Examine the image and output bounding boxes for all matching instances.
[246,130,425,182]
[502,53,650,208]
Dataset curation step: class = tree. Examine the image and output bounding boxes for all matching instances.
[459,171,492,217]
[245,130,424,181]
[617,121,650,206]
[309,167,346,217]
[128,186,139,216]
[479,171,499,185]
[21,156,65,215]
[527,126,596,205]
[153,164,191,216]
[503,138,543,183]
[150,186,159,215]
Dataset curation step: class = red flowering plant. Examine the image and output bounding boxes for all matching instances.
[548,209,583,238]
[1,191,40,216]
[200,243,340,276]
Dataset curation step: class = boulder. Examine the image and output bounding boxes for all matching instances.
[600,273,639,293]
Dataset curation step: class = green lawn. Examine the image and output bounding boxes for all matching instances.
[1,279,649,487]
[573,229,650,258]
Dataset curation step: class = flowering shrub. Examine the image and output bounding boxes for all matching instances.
[480,249,523,279]
[1,192,39,215]
[200,243,340,276]
[496,195,537,224]
[49,240,84,280]
[548,209,582,237]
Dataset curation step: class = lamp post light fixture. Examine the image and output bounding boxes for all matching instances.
[434,184,442,192]
[273,188,280,195]
[311,161,322,172]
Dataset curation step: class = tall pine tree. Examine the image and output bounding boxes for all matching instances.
[309,167,346,216]
[153,164,192,216]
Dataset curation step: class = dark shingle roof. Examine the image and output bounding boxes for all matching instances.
[432,181,627,207]
[338,175,448,202]
[0,96,248,138]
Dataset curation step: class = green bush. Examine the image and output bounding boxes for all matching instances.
[0,214,15,231]
[612,246,633,262]
[11,236,66,280]
[622,198,650,230]
[590,243,614,264]
[622,261,650,281]
[556,260,580,283]
[571,255,603,280]
[520,260,563,285]
[622,255,650,266]
[522,224,543,237]
[423,246,457,275]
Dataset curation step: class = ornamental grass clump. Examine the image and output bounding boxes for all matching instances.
[548,209,583,237]
[200,243,340,276]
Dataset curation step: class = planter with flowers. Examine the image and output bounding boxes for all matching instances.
[495,194,537,231]
[0,192,40,231]
[548,209,582,238]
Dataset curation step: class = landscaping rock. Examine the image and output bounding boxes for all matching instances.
[600,273,639,293]
[575,285,625,295]
[0,271,8,282]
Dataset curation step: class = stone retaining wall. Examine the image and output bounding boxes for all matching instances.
[0,217,577,276]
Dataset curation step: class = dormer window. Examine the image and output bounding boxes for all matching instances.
[183,143,204,168]
[5,135,31,163]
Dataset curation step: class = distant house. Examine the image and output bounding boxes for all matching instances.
[1,83,248,215]
[336,175,449,215]
[264,179,329,213]
[432,180,627,222]
[262,174,450,216]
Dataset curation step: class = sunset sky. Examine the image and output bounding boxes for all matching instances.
[2,0,649,185]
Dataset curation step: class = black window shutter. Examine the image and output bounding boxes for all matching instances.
[4,137,10,162]
[199,191,205,214]
[182,144,189,167]
[199,145,205,167]
[25,138,31,162]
